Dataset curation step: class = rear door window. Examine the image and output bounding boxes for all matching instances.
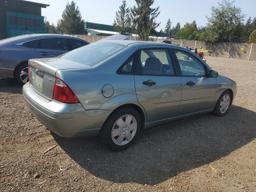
[23,38,68,50]
[67,39,87,50]
[23,40,41,49]
[136,49,175,76]
[40,38,68,50]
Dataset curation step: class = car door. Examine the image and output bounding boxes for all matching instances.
[172,49,218,114]
[134,48,183,123]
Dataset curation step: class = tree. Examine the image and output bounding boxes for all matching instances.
[57,1,85,34]
[243,17,256,42]
[165,19,172,37]
[249,29,256,43]
[131,0,160,40]
[197,30,217,42]
[176,21,198,40]
[207,0,244,42]
[44,20,58,33]
[240,17,252,42]
[171,22,181,38]
[114,0,131,34]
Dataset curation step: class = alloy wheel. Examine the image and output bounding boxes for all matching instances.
[19,66,28,84]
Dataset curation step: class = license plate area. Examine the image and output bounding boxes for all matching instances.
[30,68,44,93]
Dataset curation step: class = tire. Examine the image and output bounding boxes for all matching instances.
[15,63,28,84]
[100,108,143,151]
[213,91,232,116]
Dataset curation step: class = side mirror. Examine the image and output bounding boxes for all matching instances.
[207,70,219,78]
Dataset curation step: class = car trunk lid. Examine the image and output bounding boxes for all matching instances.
[29,58,90,100]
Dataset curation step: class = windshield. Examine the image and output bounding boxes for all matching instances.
[62,42,125,66]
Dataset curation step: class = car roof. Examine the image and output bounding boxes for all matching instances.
[13,33,83,39]
[101,40,184,49]
[0,34,87,46]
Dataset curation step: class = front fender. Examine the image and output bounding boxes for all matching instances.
[216,76,237,101]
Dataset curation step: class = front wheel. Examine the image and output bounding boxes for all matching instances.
[100,108,143,151]
[213,91,232,116]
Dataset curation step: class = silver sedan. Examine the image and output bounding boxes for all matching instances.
[23,40,237,150]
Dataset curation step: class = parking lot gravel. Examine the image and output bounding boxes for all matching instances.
[0,56,256,192]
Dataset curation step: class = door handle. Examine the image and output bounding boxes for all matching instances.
[143,80,156,87]
[186,81,196,87]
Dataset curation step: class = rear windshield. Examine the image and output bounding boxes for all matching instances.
[62,42,125,66]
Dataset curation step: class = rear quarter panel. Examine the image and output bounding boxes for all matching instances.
[60,68,139,112]
[57,45,147,124]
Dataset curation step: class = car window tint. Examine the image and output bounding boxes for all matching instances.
[40,38,68,50]
[138,49,175,76]
[62,42,125,66]
[175,50,206,77]
[67,39,87,50]
[118,56,135,74]
[23,40,40,48]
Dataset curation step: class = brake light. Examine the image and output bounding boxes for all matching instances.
[53,77,79,104]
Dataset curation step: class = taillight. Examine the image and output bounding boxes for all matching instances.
[53,77,79,104]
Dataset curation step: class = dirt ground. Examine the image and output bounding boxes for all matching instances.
[0,56,256,192]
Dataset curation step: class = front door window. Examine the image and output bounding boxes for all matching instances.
[175,50,206,77]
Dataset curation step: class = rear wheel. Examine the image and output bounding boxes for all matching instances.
[15,63,28,84]
[100,108,142,151]
[213,91,232,116]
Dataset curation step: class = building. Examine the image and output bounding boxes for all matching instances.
[85,22,119,36]
[0,0,48,39]
[84,21,168,40]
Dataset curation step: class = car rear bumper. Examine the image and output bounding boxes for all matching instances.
[23,83,109,137]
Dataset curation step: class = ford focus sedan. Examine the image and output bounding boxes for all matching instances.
[23,40,236,150]
[0,34,88,84]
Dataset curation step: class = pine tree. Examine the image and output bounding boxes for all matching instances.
[165,19,172,37]
[114,0,131,34]
[172,22,181,38]
[44,20,58,33]
[57,1,85,34]
[131,0,160,40]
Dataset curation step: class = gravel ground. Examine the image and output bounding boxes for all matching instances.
[0,56,256,192]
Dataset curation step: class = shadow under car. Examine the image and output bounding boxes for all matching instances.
[53,105,256,185]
